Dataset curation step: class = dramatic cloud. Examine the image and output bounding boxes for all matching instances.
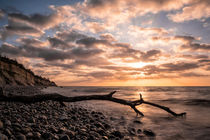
[1,0,210,85]
[8,12,63,30]
[83,0,191,22]
[129,26,169,37]
[169,0,210,22]
[0,24,43,40]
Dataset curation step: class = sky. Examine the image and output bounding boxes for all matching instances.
[0,0,210,86]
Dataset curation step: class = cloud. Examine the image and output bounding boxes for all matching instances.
[55,30,87,42]
[8,12,63,30]
[83,0,190,21]
[140,50,162,62]
[180,72,209,77]
[174,35,210,51]
[180,43,210,51]
[0,24,43,40]
[0,43,20,55]
[161,62,200,71]
[151,35,210,52]
[48,37,72,50]
[100,33,117,42]
[168,0,210,22]
[85,22,105,33]
[129,25,169,37]
[0,9,4,19]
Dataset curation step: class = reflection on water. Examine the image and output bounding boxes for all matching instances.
[43,86,210,140]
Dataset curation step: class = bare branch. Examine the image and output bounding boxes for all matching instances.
[0,91,186,117]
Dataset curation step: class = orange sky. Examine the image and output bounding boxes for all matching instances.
[0,0,210,86]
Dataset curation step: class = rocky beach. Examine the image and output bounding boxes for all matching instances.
[0,86,156,140]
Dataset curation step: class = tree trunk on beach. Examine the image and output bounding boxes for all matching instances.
[0,89,186,117]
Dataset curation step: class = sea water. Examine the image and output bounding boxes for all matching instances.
[43,86,210,140]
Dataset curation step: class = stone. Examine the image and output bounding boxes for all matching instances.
[94,122,104,129]
[133,120,142,124]
[39,115,47,120]
[65,130,75,138]
[49,126,58,133]
[0,133,8,140]
[16,134,26,140]
[4,120,11,126]
[59,115,68,121]
[27,118,35,123]
[128,127,136,135]
[22,127,32,134]
[59,134,70,140]
[97,128,106,136]
[42,132,54,139]
[33,132,41,139]
[13,123,22,128]
[26,132,33,138]
[111,130,124,138]
[143,129,156,137]
[137,129,142,134]
[0,120,3,129]
[5,129,12,136]
[102,136,109,140]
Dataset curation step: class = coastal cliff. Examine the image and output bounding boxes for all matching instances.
[0,56,56,86]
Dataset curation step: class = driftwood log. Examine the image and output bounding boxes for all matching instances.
[0,90,186,117]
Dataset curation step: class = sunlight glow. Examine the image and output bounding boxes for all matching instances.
[126,62,148,68]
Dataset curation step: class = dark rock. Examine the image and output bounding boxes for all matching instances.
[26,132,33,138]
[33,132,41,139]
[128,127,136,135]
[4,128,12,136]
[143,129,156,137]
[13,123,22,128]
[94,122,104,129]
[4,120,11,126]
[103,123,111,129]
[111,130,124,138]
[137,129,142,134]
[49,126,58,133]
[0,133,8,140]
[27,118,35,123]
[65,130,75,138]
[97,128,106,136]
[59,115,68,121]
[102,136,108,140]
[42,132,54,139]
[22,127,32,134]
[133,120,142,124]
[71,116,77,121]
[59,134,70,140]
[16,134,26,140]
[0,120,3,129]
[39,115,47,120]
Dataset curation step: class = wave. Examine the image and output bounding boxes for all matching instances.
[184,99,210,107]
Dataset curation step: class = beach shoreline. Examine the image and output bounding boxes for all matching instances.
[0,86,155,140]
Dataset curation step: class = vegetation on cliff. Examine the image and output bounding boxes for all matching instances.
[0,55,56,86]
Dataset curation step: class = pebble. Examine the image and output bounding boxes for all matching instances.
[111,130,124,138]
[0,121,3,129]
[133,120,142,124]
[59,134,70,140]
[128,127,136,135]
[4,120,11,126]
[0,86,156,139]
[143,129,156,137]
[0,133,8,140]
[16,134,26,140]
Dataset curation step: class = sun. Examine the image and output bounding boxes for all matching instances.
[126,62,148,68]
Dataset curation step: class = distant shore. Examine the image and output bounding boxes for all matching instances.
[0,86,156,140]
